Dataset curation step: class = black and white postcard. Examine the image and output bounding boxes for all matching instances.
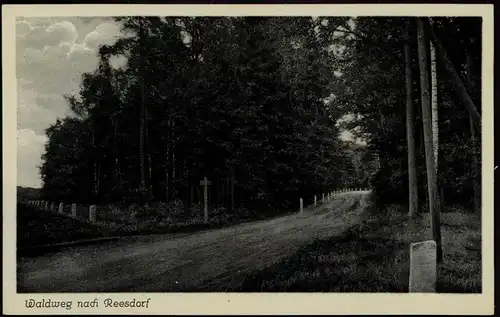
[2,3,494,315]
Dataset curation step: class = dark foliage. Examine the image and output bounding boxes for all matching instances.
[39,17,371,212]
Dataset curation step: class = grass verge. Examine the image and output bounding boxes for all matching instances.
[17,201,302,256]
[234,203,481,293]
[17,203,111,248]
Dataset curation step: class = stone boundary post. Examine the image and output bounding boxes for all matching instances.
[89,205,97,223]
[409,240,437,293]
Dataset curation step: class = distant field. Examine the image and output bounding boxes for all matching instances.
[234,204,481,293]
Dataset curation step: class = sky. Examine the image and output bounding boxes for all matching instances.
[16,17,122,188]
[16,16,358,189]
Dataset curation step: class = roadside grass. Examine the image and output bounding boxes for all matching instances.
[437,208,482,293]
[17,199,307,253]
[95,201,279,234]
[235,202,481,293]
[18,196,481,293]
[17,203,111,250]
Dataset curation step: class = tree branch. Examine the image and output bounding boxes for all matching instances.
[424,19,481,133]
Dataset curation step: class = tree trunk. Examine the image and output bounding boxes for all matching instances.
[96,162,101,198]
[231,176,235,212]
[165,119,171,201]
[430,30,443,212]
[219,179,222,207]
[424,19,480,133]
[417,18,443,263]
[430,40,439,169]
[92,129,98,197]
[227,177,230,210]
[190,184,193,207]
[222,178,226,209]
[116,157,121,185]
[147,124,153,195]
[139,20,148,198]
[165,166,169,202]
[112,118,119,190]
[469,116,481,214]
[208,182,211,209]
[404,32,420,218]
[139,87,146,195]
[215,179,219,207]
[172,122,176,200]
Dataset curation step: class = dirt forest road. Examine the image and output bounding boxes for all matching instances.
[17,191,371,292]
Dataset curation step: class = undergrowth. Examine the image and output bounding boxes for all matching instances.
[234,201,481,293]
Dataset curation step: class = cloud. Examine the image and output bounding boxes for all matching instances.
[16,20,33,38]
[17,82,68,135]
[16,17,121,188]
[17,19,121,93]
[83,22,121,50]
[17,128,47,149]
[17,20,122,98]
[21,20,78,51]
[17,128,48,188]
[46,21,78,44]
[19,17,54,28]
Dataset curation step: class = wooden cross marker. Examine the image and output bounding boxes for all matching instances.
[200,177,212,223]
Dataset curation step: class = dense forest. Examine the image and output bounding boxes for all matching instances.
[39,16,481,219]
[335,17,481,211]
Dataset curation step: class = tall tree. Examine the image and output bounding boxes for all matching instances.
[404,21,419,218]
[430,35,439,168]
[417,17,443,262]
[138,19,148,198]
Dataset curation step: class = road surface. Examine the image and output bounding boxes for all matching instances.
[17,191,370,292]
